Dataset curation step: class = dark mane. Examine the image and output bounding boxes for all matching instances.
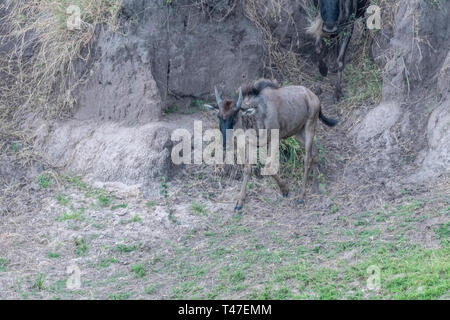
[242,79,280,97]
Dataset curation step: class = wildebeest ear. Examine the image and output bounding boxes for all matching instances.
[242,108,256,116]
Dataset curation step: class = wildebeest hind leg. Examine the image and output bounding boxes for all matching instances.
[298,120,316,204]
[296,131,320,196]
[272,174,289,197]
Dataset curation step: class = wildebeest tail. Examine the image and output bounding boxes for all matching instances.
[319,110,339,127]
[242,79,279,97]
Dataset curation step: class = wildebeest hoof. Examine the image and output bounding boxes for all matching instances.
[334,89,343,103]
[282,191,289,198]
[234,205,243,212]
[319,62,328,77]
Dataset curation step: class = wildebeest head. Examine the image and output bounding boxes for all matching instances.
[319,0,340,34]
[205,87,244,148]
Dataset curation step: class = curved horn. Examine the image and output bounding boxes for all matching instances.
[214,86,222,106]
[235,87,243,109]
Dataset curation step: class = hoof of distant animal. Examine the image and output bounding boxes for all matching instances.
[319,61,328,77]
[334,89,343,103]
[282,190,289,198]
[234,205,243,212]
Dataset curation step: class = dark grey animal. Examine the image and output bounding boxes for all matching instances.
[205,79,338,211]
[307,0,368,102]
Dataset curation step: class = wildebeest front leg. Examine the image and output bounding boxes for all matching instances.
[235,162,251,212]
[334,32,352,103]
[316,38,329,77]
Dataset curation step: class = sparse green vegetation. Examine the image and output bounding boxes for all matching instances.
[74,237,88,256]
[191,201,208,216]
[111,203,127,210]
[435,222,449,245]
[131,214,142,224]
[145,284,159,295]
[130,263,146,278]
[120,214,142,225]
[63,176,87,190]
[56,193,70,206]
[33,273,46,291]
[37,174,52,189]
[116,244,139,253]
[146,200,156,207]
[108,292,133,300]
[344,54,382,105]
[97,195,112,207]
[47,252,60,259]
[99,257,119,268]
[55,207,85,222]
[279,137,305,180]
[0,258,8,272]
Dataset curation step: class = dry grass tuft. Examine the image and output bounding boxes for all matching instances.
[0,0,121,120]
[243,0,331,90]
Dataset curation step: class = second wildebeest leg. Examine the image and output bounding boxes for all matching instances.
[334,30,353,102]
[316,38,329,77]
[298,118,317,203]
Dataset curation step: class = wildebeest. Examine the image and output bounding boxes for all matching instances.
[205,79,338,211]
[307,0,368,102]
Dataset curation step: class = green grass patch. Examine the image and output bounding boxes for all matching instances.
[435,222,449,245]
[37,174,52,189]
[146,200,156,207]
[98,257,119,268]
[74,237,88,256]
[111,203,127,210]
[191,201,208,216]
[56,193,70,206]
[116,243,139,253]
[97,195,112,207]
[55,208,85,222]
[47,252,60,259]
[130,263,146,278]
[108,292,133,300]
[0,258,8,272]
[279,137,305,179]
[344,54,382,105]
[145,284,159,295]
[33,273,46,291]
